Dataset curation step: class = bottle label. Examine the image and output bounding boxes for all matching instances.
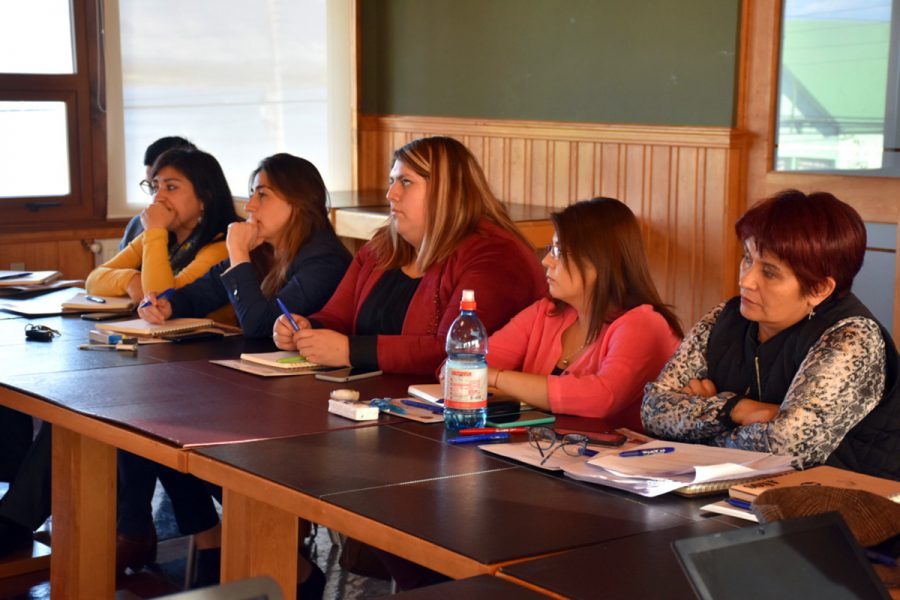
[444,366,488,410]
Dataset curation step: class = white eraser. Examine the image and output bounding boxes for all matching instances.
[328,399,379,421]
[330,389,360,401]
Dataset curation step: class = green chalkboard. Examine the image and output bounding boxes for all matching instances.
[360,0,741,126]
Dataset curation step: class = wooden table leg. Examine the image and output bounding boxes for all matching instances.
[221,488,298,599]
[50,425,116,600]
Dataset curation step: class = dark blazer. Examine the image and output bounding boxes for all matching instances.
[168,227,351,338]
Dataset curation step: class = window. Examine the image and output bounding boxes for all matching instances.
[0,0,106,226]
[775,0,900,175]
[105,0,353,218]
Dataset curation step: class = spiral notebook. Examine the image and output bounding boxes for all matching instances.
[96,317,215,337]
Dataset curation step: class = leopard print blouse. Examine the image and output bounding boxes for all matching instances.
[640,302,886,468]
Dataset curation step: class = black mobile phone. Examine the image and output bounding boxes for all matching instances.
[315,367,383,382]
[161,330,224,343]
[553,428,628,447]
[80,312,129,321]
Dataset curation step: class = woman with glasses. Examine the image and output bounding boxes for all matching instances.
[117,154,351,591]
[485,197,682,430]
[273,136,546,375]
[136,153,351,338]
[86,148,239,315]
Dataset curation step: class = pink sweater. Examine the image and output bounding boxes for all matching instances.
[487,299,680,430]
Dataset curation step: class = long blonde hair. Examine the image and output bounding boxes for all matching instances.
[370,136,529,271]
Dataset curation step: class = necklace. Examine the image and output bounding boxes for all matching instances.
[559,341,587,368]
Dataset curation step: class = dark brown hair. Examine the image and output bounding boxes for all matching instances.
[247,153,331,297]
[551,197,682,341]
[735,189,866,298]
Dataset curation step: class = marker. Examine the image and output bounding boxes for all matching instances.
[447,433,510,444]
[458,427,528,435]
[400,399,444,414]
[276,298,300,332]
[84,295,106,304]
[139,288,175,309]
[618,446,675,457]
[726,497,752,511]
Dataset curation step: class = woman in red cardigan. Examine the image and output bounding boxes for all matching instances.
[486,198,683,430]
[274,136,547,375]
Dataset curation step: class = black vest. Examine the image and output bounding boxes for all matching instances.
[706,294,900,481]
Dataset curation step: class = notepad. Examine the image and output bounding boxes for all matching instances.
[97,317,215,337]
[61,292,136,312]
[0,270,61,287]
[239,351,318,370]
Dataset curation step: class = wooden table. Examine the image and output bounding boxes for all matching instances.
[0,314,743,599]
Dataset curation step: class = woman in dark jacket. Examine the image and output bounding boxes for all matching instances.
[642,189,898,479]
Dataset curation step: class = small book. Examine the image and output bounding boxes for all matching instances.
[407,384,444,405]
[239,351,318,370]
[210,359,329,377]
[700,499,759,522]
[61,292,136,312]
[729,465,900,503]
[97,317,215,337]
[0,270,61,287]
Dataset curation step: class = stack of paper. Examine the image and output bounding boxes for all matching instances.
[562,441,795,497]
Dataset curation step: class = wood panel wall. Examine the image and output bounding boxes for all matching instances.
[0,226,125,281]
[358,115,749,329]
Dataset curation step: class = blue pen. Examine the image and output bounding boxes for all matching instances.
[400,399,444,414]
[276,298,300,332]
[726,497,752,511]
[140,287,175,309]
[618,446,675,457]
[447,433,510,444]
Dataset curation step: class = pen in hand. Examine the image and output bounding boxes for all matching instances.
[276,298,300,332]
[140,288,175,310]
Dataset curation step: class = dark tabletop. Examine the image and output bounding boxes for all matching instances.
[501,518,741,599]
[390,574,548,599]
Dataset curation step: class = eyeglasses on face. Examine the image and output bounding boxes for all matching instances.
[544,242,563,260]
[527,426,597,465]
[139,179,158,195]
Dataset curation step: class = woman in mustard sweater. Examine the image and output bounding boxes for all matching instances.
[86,148,239,302]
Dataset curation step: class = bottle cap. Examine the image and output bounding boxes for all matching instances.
[459,289,476,310]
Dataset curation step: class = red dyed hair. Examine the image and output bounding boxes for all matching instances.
[735,190,866,297]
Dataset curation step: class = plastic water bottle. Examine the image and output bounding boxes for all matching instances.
[443,289,488,430]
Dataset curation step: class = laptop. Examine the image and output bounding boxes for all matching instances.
[672,512,890,600]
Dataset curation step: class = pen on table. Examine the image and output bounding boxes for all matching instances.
[866,549,898,567]
[399,399,444,413]
[725,497,752,511]
[618,446,675,458]
[276,297,300,332]
[84,295,107,304]
[0,272,31,280]
[458,427,528,435]
[447,433,510,444]
[139,288,175,309]
[78,343,137,352]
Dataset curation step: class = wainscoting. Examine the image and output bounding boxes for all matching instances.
[358,114,750,329]
[0,226,125,281]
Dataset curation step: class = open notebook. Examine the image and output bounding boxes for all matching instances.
[97,317,214,337]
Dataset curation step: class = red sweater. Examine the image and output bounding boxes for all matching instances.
[310,220,547,375]
[487,300,680,430]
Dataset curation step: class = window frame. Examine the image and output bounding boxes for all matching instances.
[0,0,107,231]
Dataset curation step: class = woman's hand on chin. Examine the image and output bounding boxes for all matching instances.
[141,202,175,231]
[226,221,259,264]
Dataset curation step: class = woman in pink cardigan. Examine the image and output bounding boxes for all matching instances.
[487,198,683,431]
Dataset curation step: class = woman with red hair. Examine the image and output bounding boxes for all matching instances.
[642,190,898,479]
